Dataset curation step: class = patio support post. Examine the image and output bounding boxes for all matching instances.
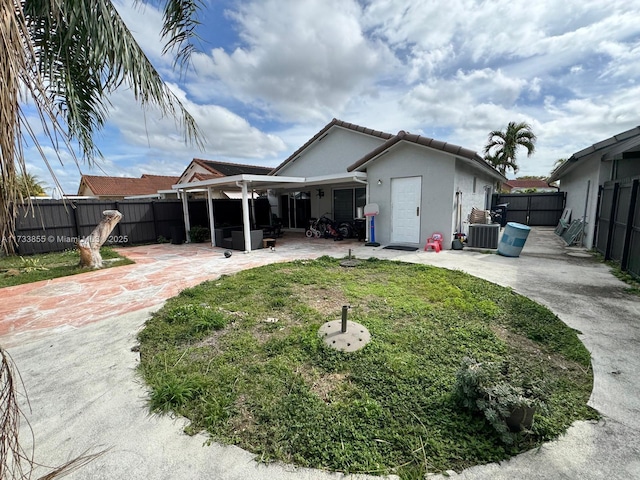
[207,187,216,247]
[240,181,252,252]
[181,190,191,243]
[250,188,256,229]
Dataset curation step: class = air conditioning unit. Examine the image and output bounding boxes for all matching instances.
[468,224,500,249]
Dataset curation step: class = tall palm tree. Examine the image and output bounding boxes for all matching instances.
[1,0,204,254]
[483,121,537,176]
[17,172,47,198]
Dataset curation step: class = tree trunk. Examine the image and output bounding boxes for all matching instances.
[78,210,123,268]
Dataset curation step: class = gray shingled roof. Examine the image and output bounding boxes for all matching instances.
[193,158,273,177]
[549,126,640,182]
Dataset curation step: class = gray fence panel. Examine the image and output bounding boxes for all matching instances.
[596,184,615,255]
[15,201,78,254]
[116,201,157,246]
[610,185,631,262]
[13,198,269,255]
[629,200,640,278]
[597,177,640,280]
[493,192,565,226]
[153,201,185,241]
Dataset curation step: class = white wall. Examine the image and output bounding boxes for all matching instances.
[366,143,455,245]
[454,161,497,236]
[559,154,610,248]
[277,127,387,177]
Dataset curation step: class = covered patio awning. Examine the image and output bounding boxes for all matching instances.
[172,172,368,252]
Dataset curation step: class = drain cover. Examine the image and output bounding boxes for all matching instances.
[318,320,371,352]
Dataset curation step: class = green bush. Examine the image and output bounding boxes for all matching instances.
[454,357,546,444]
[189,226,210,243]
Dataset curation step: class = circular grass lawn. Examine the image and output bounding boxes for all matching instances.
[137,257,597,478]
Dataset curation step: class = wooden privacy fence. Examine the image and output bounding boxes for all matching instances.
[596,177,640,279]
[14,198,270,255]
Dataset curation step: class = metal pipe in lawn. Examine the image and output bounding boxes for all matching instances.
[341,305,349,333]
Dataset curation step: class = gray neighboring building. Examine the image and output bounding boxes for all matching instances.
[549,126,640,248]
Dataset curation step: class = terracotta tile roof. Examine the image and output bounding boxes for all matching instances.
[192,158,273,177]
[504,179,556,189]
[78,174,180,196]
[269,118,394,175]
[191,173,221,182]
[347,130,506,180]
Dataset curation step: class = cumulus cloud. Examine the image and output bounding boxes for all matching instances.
[23,0,640,194]
[190,0,396,121]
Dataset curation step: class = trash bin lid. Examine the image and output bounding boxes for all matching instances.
[506,222,530,231]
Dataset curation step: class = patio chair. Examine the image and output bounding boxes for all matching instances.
[424,232,443,252]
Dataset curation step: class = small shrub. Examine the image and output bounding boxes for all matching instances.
[19,256,48,272]
[454,357,545,444]
[157,235,169,244]
[189,226,210,243]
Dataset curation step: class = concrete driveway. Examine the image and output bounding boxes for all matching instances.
[2,229,639,479]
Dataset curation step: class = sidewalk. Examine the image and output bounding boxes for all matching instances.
[2,229,640,479]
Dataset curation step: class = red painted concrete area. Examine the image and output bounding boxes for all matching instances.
[0,237,363,344]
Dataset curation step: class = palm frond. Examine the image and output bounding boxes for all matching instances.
[24,0,204,162]
[159,0,203,70]
[1,0,205,254]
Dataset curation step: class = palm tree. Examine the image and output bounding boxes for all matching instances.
[17,172,47,198]
[1,0,204,254]
[483,122,537,176]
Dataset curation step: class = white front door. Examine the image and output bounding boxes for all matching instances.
[391,176,422,243]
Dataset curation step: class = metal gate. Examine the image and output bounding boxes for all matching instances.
[492,192,566,226]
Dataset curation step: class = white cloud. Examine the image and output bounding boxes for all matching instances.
[191,0,396,121]
[25,0,640,194]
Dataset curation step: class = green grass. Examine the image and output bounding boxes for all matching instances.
[138,257,597,478]
[0,247,134,287]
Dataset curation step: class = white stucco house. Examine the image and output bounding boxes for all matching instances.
[548,126,640,249]
[174,119,505,251]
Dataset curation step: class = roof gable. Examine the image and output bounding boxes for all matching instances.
[270,118,393,176]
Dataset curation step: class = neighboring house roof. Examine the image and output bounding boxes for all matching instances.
[78,174,180,196]
[549,126,640,182]
[347,130,506,181]
[503,179,557,191]
[270,118,394,176]
[191,158,273,177]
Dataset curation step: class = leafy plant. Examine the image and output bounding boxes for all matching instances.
[189,226,210,243]
[454,357,545,444]
[19,256,48,272]
[157,235,169,244]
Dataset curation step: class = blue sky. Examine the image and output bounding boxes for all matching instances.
[24,0,640,195]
